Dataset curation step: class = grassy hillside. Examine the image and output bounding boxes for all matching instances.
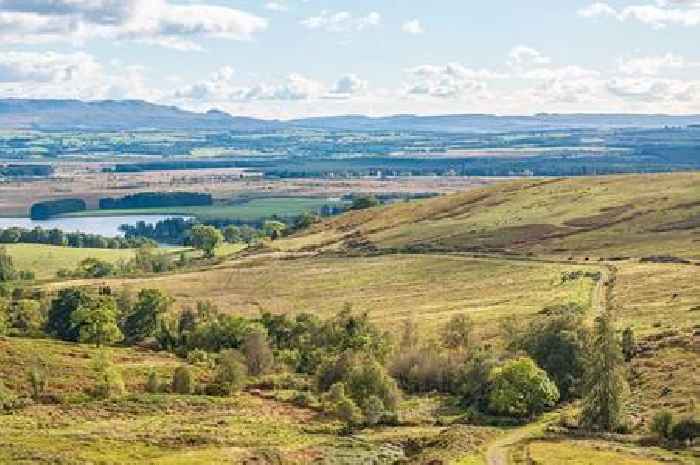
[53,254,600,337]
[278,173,700,259]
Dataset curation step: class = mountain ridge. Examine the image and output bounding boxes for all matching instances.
[2,98,700,132]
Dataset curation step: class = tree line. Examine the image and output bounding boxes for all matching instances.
[99,192,212,210]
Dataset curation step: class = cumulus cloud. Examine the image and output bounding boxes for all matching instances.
[0,50,157,100]
[607,77,700,102]
[578,1,700,28]
[402,19,424,34]
[301,10,381,32]
[0,0,268,50]
[507,46,551,68]
[403,63,503,99]
[329,74,368,97]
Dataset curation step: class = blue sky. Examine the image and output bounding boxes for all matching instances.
[1,0,700,118]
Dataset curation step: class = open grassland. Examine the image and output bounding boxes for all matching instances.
[277,173,700,259]
[526,440,677,465]
[54,254,599,338]
[65,197,347,222]
[4,244,136,279]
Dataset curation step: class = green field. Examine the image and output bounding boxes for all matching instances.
[65,197,346,222]
[4,244,137,279]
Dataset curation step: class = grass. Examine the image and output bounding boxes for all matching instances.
[4,244,137,279]
[72,254,599,337]
[65,197,346,222]
[527,440,677,465]
[276,173,700,259]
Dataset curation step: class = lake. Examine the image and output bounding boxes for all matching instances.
[0,215,189,237]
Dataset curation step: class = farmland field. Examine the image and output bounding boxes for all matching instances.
[4,244,137,279]
[64,197,348,222]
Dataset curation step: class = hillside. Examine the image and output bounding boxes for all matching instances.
[280,173,700,260]
[0,99,280,131]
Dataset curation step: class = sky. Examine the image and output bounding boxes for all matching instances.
[1,0,700,119]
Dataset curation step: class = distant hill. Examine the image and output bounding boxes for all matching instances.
[2,99,700,132]
[0,99,281,131]
[290,113,700,133]
[283,173,700,259]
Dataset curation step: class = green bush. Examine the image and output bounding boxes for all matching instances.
[91,351,125,399]
[0,381,19,413]
[242,327,274,376]
[212,350,247,396]
[651,410,674,439]
[171,366,195,394]
[488,357,559,418]
[145,370,160,394]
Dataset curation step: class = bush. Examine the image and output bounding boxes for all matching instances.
[0,247,17,282]
[145,370,160,394]
[242,328,274,376]
[363,395,386,426]
[28,359,49,401]
[212,350,247,396]
[91,351,125,399]
[291,391,318,408]
[186,349,215,368]
[670,417,699,443]
[488,357,560,418]
[171,366,195,394]
[0,381,19,413]
[651,410,674,439]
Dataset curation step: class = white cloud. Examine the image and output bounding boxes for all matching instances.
[265,2,288,12]
[0,0,268,50]
[617,53,696,75]
[329,74,368,97]
[301,10,381,32]
[403,63,502,99]
[402,19,424,35]
[507,46,551,68]
[522,65,601,80]
[579,1,700,28]
[0,50,157,101]
[607,77,700,102]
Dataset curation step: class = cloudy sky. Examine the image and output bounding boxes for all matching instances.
[1,0,700,118]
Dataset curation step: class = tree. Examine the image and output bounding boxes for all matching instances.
[47,288,93,341]
[442,313,476,351]
[242,327,274,376]
[123,289,171,343]
[581,311,628,432]
[75,258,116,278]
[190,225,223,258]
[71,296,123,347]
[91,351,125,399]
[263,221,286,240]
[0,301,8,336]
[514,304,589,401]
[488,357,560,418]
[213,349,247,395]
[0,247,17,282]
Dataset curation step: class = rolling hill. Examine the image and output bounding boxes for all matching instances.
[279,173,700,260]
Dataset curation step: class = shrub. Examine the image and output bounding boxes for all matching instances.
[186,349,215,368]
[91,351,125,399]
[651,410,674,439]
[171,366,195,394]
[47,288,93,342]
[0,381,19,412]
[488,357,559,418]
[242,327,274,376]
[212,350,247,396]
[145,370,160,394]
[345,358,400,415]
[441,313,476,351]
[670,417,699,443]
[363,395,386,426]
[0,247,17,282]
[291,391,318,408]
[28,359,49,401]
